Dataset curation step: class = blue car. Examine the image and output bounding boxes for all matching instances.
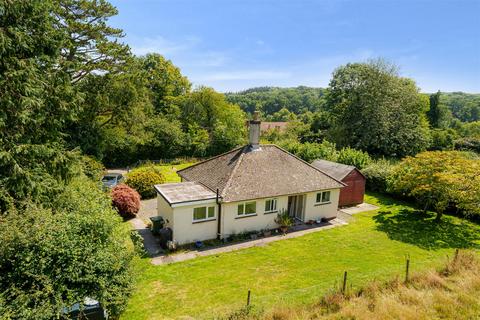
[101,173,124,189]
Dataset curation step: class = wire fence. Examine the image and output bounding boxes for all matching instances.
[222,250,462,317]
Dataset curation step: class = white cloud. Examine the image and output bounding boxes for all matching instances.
[129,35,231,68]
[130,35,201,56]
[196,70,291,82]
[191,51,229,67]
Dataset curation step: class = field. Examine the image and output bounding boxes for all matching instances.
[121,194,480,319]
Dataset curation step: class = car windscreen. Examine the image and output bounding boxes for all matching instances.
[102,176,117,182]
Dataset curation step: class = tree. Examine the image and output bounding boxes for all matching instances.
[54,0,130,83]
[140,117,187,160]
[337,147,371,169]
[427,91,452,129]
[389,151,480,221]
[0,177,135,319]
[0,0,80,210]
[459,121,480,138]
[277,140,339,163]
[176,87,247,155]
[226,86,326,116]
[430,129,458,150]
[325,59,431,157]
[138,53,191,115]
[266,107,297,121]
[67,58,153,160]
[441,92,480,123]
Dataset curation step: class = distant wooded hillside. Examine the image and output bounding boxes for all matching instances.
[227,87,480,123]
[226,86,326,120]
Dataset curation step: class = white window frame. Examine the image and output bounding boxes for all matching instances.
[315,191,331,204]
[192,206,216,222]
[264,198,278,214]
[237,201,257,217]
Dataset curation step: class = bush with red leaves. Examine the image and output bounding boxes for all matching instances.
[111,184,141,218]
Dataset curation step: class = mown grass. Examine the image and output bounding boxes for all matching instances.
[121,193,480,320]
[153,162,195,183]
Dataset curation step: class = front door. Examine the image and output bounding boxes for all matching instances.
[288,194,306,221]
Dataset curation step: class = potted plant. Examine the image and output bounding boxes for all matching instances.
[275,210,293,234]
[262,229,272,237]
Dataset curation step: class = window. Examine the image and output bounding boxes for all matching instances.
[316,191,331,204]
[237,201,256,216]
[193,206,215,222]
[264,198,278,213]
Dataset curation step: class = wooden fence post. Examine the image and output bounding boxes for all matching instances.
[246,290,251,306]
[405,255,410,283]
[454,248,459,263]
[342,271,348,294]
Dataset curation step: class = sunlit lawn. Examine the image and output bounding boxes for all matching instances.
[121,193,480,320]
[155,162,195,183]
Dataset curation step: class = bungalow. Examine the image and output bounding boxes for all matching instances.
[154,113,345,245]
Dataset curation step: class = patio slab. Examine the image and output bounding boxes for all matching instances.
[339,202,379,215]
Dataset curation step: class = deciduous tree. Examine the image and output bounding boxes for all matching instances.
[325,59,431,157]
[389,151,480,221]
[0,177,135,319]
[427,91,452,129]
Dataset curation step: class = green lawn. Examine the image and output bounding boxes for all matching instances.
[155,162,196,183]
[122,193,480,320]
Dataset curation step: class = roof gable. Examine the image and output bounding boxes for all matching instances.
[311,159,364,181]
[178,144,345,202]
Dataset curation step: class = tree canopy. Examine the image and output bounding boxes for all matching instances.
[0,177,135,318]
[325,60,431,157]
[389,151,480,221]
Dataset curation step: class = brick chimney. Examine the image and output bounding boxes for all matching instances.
[248,111,261,150]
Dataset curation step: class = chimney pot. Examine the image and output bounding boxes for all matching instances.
[249,111,261,149]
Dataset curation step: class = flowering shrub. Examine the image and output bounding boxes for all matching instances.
[111,184,141,217]
[125,165,165,198]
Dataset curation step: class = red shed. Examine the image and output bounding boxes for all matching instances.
[311,159,366,207]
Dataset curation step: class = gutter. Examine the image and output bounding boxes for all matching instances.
[216,188,222,240]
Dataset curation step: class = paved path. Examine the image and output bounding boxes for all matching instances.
[339,202,379,215]
[129,217,164,257]
[151,218,348,266]
[128,197,164,257]
[137,198,157,224]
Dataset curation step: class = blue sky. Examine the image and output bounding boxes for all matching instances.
[110,0,480,93]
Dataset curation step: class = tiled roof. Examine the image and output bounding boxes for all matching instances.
[311,159,360,181]
[260,122,288,132]
[154,182,217,205]
[178,144,345,203]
